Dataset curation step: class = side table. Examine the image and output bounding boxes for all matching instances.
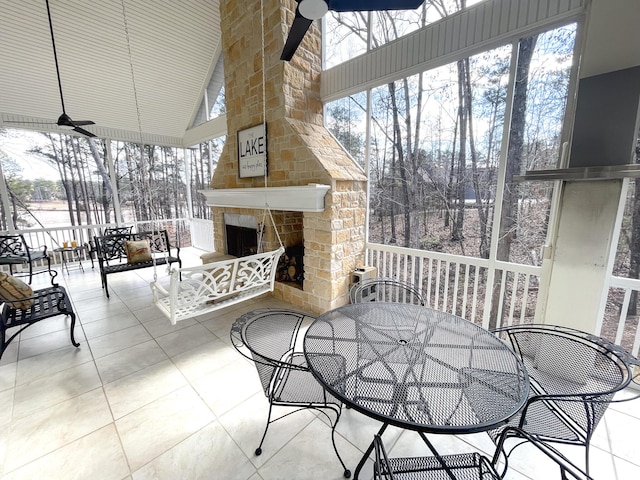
[54,245,86,274]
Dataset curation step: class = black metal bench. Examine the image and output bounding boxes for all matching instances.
[1,285,79,359]
[94,230,181,298]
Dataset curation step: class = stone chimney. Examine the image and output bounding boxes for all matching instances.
[209,0,367,314]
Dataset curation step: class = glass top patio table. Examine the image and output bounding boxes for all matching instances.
[303,303,529,478]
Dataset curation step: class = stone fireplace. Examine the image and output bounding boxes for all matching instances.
[202,0,367,315]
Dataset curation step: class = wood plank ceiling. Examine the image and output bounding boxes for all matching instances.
[0,0,222,146]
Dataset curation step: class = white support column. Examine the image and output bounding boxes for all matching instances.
[105,140,123,225]
[0,160,16,233]
[364,88,372,246]
[540,0,640,332]
[545,180,624,331]
[185,148,194,219]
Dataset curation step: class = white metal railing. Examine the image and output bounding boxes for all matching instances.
[366,242,640,359]
[1,217,206,272]
[0,224,109,274]
[606,276,640,358]
[190,218,214,251]
[366,242,543,330]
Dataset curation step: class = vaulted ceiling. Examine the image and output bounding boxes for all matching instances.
[0,0,222,147]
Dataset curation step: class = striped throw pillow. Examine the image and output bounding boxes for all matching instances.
[0,272,35,310]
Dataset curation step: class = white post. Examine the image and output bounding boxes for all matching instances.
[105,140,124,226]
[185,148,194,219]
[0,160,16,233]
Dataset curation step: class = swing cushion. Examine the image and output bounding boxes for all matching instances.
[0,272,35,310]
[125,240,152,264]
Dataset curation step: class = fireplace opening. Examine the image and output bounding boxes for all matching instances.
[226,224,258,257]
[277,244,304,287]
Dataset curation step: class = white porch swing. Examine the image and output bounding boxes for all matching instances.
[151,212,284,325]
[137,0,285,324]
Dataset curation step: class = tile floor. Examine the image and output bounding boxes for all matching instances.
[0,248,639,480]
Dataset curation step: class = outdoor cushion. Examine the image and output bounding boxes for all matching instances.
[125,240,152,264]
[0,272,35,310]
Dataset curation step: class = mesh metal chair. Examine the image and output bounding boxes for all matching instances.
[350,277,425,305]
[489,324,640,477]
[230,308,351,478]
[373,426,593,479]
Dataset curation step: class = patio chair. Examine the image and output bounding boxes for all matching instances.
[230,308,351,478]
[0,234,53,284]
[350,277,426,305]
[489,324,640,477]
[373,426,592,479]
[87,226,133,267]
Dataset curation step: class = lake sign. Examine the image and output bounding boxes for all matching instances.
[238,123,267,178]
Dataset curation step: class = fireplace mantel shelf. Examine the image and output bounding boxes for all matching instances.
[199,184,331,212]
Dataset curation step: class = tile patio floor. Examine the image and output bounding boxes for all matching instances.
[1,248,639,479]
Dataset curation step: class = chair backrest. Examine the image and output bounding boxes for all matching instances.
[95,230,173,262]
[104,226,133,236]
[350,277,426,305]
[492,324,637,440]
[230,309,310,397]
[95,233,130,262]
[135,230,172,254]
[0,234,28,258]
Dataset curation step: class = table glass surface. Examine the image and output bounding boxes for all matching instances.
[304,303,529,434]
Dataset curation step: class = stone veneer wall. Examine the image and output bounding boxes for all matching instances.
[210,0,367,314]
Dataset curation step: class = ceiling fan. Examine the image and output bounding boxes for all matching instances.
[281,0,426,61]
[7,0,96,137]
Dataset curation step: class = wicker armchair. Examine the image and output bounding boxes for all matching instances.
[230,308,351,478]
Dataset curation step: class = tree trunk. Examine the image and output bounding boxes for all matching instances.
[490,35,538,328]
[388,81,411,247]
[452,59,467,241]
[464,58,490,259]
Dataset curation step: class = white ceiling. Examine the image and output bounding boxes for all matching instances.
[0,0,222,146]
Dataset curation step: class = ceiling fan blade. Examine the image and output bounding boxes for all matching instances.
[72,120,96,126]
[4,120,57,125]
[282,0,425,61]
[73,126,96,138]
[281,11,313,61]
[327,0,424,11]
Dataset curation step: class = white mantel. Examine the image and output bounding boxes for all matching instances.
[199,184,331,212]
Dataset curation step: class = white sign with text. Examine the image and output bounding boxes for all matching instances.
[237,123,267,178]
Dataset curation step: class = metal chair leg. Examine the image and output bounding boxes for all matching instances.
[254,402,274,456]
